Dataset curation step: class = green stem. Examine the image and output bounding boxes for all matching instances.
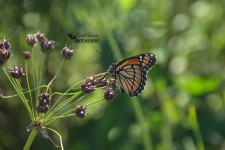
[3,85,50,99]
[3,67,33,121]
[46,59,65,93]
[86,98,104,106]
[42,92,85,125]
[31,48,37,100]
[188,106,205,150]
[45,127,64,150]
[131,99,153,150]
[23,129,38,150]
[39,53,45,90]
[35,49,40,98]
[25,60,34,116]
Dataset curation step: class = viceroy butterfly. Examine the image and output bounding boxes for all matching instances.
[107,53,157,97]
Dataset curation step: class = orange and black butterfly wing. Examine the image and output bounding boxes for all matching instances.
[114,53,157,97]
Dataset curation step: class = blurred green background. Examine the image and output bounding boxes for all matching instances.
[0,0,225,150]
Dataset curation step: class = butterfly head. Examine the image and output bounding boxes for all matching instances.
[107,63,117,76]
[67,32,73,37]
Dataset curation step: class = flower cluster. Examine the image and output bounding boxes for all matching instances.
[61,44,74,59]
[26,31,56,52]
[75,105,87,118]
[81,75,108,93]
[104,79,117,101]
[0,38,12,65]
[36,92,51,113]
[23,51,32,60]
[26,34,36,47]
[9,65,25,79]
[80,76,97,94]
[39,39,55,52]
[81,75,117,102]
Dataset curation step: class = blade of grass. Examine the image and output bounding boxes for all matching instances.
[188,106,205,150]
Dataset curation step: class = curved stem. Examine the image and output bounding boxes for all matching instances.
[45,127,64,150]
[46,59,65,93]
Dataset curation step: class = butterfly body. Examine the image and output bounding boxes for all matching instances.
[107,53,157,97]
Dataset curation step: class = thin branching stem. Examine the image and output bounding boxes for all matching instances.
[16,79,33,119]
[46,59,65,93]
[35,48,40,98]
[42,92,84,124]
[3,85,51,99]
[31,47,38,117]
[50,92,79,96]
[47,114,74,121]
[39,53,45,91]
[44,97,105,126]
[25,60,34,116]
[86,98,105,106]
[43,93,87,126]
[2,66,33,121]
[45,127,64,150]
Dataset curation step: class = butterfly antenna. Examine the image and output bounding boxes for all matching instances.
[112,47,119,63]
[113,53,116,63]
[95,50,109,60]
[96,50,101,55]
